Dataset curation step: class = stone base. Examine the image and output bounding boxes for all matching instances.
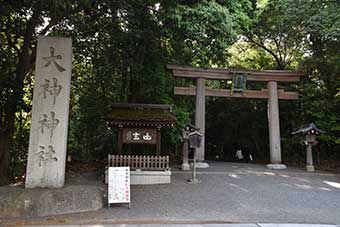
[130,170,171,185]
[182,163,190,171]
[0,184,103,218]
[266,164,287,170]
[190,162,210,168]
[187,178,201,184]
[306,165,315,172]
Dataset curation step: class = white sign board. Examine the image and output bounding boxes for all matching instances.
[108,167,130,206]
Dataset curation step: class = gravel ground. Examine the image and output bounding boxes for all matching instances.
[2,161,340,226]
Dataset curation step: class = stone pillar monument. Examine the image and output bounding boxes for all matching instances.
[25,36,72,188]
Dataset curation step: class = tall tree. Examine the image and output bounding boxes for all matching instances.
[245,0,309,70]
[0,0,87,184]
[1,0,256,182]
[226,0,340,162]
[56,0,256,160]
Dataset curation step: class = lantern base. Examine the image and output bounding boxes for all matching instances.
[266,164,287,170]
[182,163,190,171]
[306,165,315,172]
[190,162,209,168]
[187,178,201,184]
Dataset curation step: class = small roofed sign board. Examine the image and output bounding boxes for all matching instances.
[122,128,157,144]
[108,167,130,207]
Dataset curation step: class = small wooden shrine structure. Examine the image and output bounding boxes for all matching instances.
[105,103,176,155]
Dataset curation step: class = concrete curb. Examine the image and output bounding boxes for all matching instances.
[16,224,340,227]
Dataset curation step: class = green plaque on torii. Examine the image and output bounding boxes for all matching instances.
[232,73,247,92]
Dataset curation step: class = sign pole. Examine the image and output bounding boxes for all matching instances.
[188,149,200,184]
[193,149,197,181]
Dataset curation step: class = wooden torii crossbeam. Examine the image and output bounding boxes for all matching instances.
[167,64,304,165]
[175,87,298,100]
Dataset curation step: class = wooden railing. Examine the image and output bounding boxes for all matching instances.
[108,155,170,170]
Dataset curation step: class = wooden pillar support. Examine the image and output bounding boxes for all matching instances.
[117,127,123,155]
[267,81,282,164]
[156,128,161,156]
[195,78,205,161]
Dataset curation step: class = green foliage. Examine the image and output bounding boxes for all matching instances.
[59,0,255,160]
[217,0,340,163]
[2,0,340,181]
[247,0,324,69]
[228,40,275,69]
[0,0,96,183]
[169,0,254,66]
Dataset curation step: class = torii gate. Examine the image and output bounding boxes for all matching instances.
[167,65,304,166]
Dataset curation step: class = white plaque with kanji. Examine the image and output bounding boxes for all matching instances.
[108,167,130,206]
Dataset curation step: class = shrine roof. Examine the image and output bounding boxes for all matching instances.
[105,103,176,127]
[291,123,325,135]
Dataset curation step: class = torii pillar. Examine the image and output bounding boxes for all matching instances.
[167,64,304,167]
[195,78,205,161]
[195,79,283,163]
[267,81,282,164]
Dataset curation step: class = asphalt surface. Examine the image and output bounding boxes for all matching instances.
[103,162,340,224]
[2,162,340,226]
[11,224,340,227]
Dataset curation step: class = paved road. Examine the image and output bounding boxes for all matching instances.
[2,162,340,226]
[14,224,340,227]
[102,162,340,224]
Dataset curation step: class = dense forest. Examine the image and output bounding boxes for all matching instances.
[1,0,339,185]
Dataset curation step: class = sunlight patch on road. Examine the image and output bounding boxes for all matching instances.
[294,184,313,190]
[318,187,332,191]
[262,172,276,176]
[229,173,240,179]
[323,180,340,189]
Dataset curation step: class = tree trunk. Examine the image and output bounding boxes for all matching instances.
[0,134,11,184]
[0,5,41,185]
[0,103,16,185]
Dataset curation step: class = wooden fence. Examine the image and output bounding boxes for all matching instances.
[108,155,170,170]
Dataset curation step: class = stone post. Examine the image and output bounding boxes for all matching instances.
[267,81,282,164]
[195,78,205,161]
[182,139,190,170]
[306,144,315,172]
[25,36,72,188]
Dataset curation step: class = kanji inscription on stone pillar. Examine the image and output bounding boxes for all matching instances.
[26,36,72,188]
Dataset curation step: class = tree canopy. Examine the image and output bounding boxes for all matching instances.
[1,0,339,184]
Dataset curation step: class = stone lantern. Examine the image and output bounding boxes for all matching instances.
[292,123,325,172]
[182,124,203,183]
[188,131,203,149]
[181,124,200,171]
